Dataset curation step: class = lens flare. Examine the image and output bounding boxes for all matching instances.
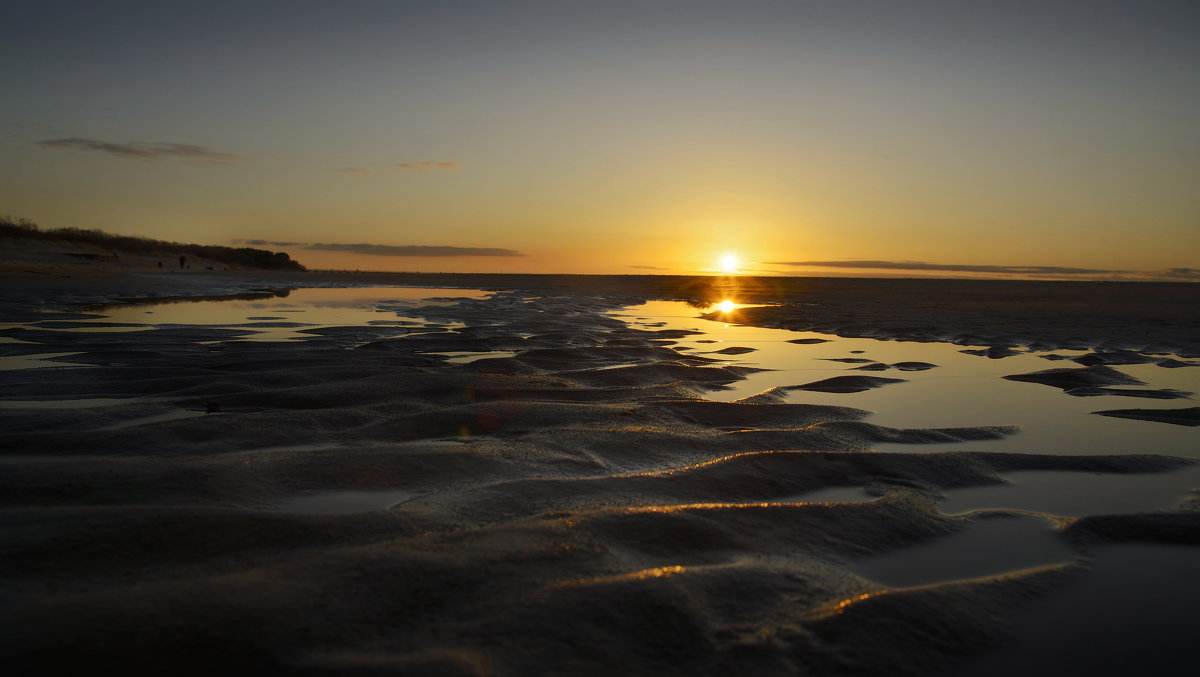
[716,300,735,313]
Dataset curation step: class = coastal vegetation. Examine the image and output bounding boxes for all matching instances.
[0,215,305,270]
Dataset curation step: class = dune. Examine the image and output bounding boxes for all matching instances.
[1,269,1198,675]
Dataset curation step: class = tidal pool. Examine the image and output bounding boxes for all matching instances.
[849,514,1076,588]
[958,543,1200,676]
[611,300,1200,459]
[0,286,501,433]
[76,286,491,341]
[0,286,493,366]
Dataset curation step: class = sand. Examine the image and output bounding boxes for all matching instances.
[1,267,1198,675]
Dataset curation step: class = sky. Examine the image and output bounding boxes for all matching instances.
[2,0,1198,279]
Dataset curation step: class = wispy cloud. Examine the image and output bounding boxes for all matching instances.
[395,161,458,172]
[307,242,522,257]
[232,239,300,248]
[38,137,239,164]
[341,167,372,175]
[630,265,669,271]
[1160,268,1200,281]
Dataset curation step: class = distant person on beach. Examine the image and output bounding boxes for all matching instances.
[179,255,186,269]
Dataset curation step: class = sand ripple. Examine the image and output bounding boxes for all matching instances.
[1,287,1197,675]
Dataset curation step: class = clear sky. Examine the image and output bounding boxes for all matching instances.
[2,0,1198,279]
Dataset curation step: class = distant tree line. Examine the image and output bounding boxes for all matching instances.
[0,216,306,271]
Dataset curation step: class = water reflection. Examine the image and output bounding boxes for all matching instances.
[273,488,415,514]
[941,466,1200,517]
[959,544,1200,676]
[610,301,1200,458]
[13,287,490,344]
[0,287,495,375]
[850,515,1075,588]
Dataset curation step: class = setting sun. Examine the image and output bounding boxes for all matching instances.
[3,3,1198,673]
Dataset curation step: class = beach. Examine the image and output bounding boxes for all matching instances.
[2,267,1198,675]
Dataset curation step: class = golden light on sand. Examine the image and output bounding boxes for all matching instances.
[716,300,736,313]
[719,253,738,273]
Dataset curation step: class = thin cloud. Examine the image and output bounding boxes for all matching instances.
[395,161,458,172]
[342,167,372,175]
[38,137,239,164]
[630,265,669,271]
[307,242,522,257]
[232,239,300,247]
[767,260,1122,277]
[1160,267,1200,281]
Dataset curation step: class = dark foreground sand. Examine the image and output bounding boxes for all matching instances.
[1,270,1198,676]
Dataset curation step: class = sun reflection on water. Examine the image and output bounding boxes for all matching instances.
[554,565,689,589]
[834,591,886,613]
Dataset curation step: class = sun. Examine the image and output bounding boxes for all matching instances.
[719,253,738,273]
[716,299,736,313]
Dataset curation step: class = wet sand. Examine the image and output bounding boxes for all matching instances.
[1,269,1198,675]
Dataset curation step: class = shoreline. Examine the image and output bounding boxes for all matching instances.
[3,267,1198,357]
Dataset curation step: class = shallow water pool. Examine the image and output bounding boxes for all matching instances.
[611,300,1200,459]
[0,286,492,358]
